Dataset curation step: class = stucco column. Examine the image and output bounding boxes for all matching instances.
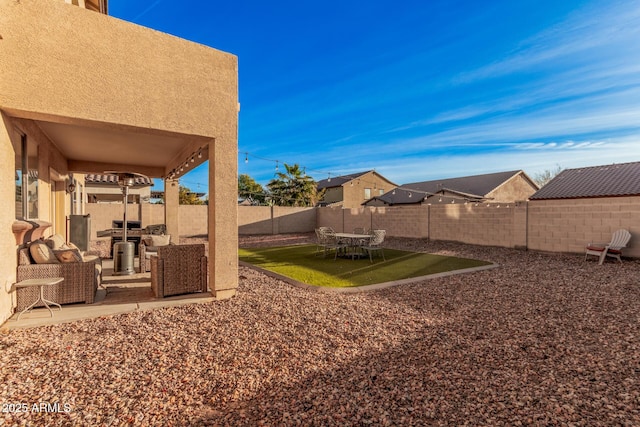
[208,136,238,299]
[164,178,179,238]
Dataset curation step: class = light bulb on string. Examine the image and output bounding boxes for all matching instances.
[245,153,248,163]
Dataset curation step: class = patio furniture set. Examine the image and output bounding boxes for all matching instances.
[315,227,386,262]
[13,226,208,319]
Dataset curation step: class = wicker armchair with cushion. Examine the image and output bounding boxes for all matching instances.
[150,244,208,298]
[139,234,172,273]
[16,241,98,311]
[44,234,102,286]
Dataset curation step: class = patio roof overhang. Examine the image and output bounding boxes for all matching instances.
[7,109,210,179]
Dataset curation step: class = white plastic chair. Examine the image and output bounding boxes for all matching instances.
[585,229,631,265]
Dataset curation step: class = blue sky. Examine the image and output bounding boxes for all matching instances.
[110,0,640,193]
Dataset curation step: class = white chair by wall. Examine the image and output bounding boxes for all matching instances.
[585,229,632,265]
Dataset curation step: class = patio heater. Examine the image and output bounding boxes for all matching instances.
[108,171,149,275]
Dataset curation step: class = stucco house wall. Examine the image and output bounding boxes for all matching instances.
[0,0,238,322]
[322,187,344,205]
[486,173,538,203]
[342,171,396,208]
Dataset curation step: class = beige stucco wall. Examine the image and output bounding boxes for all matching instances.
[0,0,238,140]
[322,187,344,205]
[342,171,396,208]
[487,173,538,203]
[0,116,18,325]
[0,0,238,311]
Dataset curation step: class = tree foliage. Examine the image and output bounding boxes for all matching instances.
[238,174,266,205]
[267,163,322,207]
[533,164,563,187]
[179,185,205,205]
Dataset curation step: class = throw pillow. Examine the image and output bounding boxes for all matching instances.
[45,234,67,250]
[53,248,83,263]
[150,234,171,246]
[30,241,60,264]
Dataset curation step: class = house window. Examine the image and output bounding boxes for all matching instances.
[15,134,38,219]
[379,189,384,195]
[364,188,371,199]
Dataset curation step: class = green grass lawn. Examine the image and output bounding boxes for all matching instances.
[239,244,492,288]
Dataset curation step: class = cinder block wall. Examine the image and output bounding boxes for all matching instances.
[371,205,429,238]
[273,207,316,233]
[239,206,274,234]
[429,203,526,248]
[528,197,640,257]
[317,198,638,256]
[317,206,346,232]
[84,197,640,258]
[85,204,141,239]
[143,204,166,229]
[179,205,208,236]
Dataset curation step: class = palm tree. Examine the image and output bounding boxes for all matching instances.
[267,163,321,207]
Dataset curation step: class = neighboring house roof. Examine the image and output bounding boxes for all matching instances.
[85,174,153,187]
[530,161,640,200]
[316,171,372,190]
[368,170,527,205]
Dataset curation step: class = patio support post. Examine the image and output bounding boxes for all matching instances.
[208,135,239,300]
[164,178,180,238]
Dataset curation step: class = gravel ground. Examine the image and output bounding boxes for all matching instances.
[1,234,639,426]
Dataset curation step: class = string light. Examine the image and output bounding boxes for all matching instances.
[245,152,248,163]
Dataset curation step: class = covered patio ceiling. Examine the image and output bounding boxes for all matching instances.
[28,115,210,179]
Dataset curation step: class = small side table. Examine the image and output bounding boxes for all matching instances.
[14,277,63,320]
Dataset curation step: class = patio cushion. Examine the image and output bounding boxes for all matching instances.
[54,248,83,263]
[149,234,171,247]
[30,241,60,264]
[45,234,67,250]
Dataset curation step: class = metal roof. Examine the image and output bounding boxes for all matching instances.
[530,162,640,200]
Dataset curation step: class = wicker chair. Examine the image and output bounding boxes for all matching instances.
[150,244,208,298]
[139,234,172,273]
[16,246,98,311]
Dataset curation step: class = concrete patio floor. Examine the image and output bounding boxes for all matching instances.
[3,259,214,330]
